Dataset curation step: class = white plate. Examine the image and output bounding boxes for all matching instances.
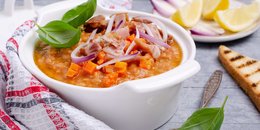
[152,0,260,43]
[192,0,260,43]
[192,22,260,43]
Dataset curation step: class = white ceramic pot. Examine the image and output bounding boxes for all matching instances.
[19,0,200,130]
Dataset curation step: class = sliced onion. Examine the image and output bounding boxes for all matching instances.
[139,31,170,48]
[135,16,168,42]
[105,15,116,34]
[142,23,154,37]
[114,20,123,31]
[190,21,225,36]
[150,0,176,18]
[97,51,140,70]
[190,28,217,36]
[71,29,97,63]
[166,0,187,8]
[125,27,140,55]
[71,53,96,63]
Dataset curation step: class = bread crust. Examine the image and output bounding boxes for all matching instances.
[219,45,260,111]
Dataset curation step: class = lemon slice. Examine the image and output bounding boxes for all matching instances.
[171,0,203,28]
[214,1,260,32]
[202,0,229,20]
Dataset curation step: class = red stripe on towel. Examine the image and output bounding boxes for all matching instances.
[0,110,21,130]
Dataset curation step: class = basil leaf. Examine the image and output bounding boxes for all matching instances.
[36,20,81,48]
[178,96,228,130]
[62,0,97,27]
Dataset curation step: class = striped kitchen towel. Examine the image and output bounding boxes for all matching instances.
[0,20,113,130]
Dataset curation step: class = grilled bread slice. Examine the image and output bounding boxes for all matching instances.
[219,45,260,111]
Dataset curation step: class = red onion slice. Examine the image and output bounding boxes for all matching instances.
[150,0,176,18]
[71,29,97,63]
[71,53,96,63]
[142,23,154,37]
[113,20,123,31]
[166,0,188,8]
[139,31,170,48]
[135,16,168,42]
[190,21,225,36]
[125,27,140,55]
[105,15,116,34]
[96,51,140,70]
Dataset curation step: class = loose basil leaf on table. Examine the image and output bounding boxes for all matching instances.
[178,96,228,130]
[36,20,81,48]
[62,0,97,27]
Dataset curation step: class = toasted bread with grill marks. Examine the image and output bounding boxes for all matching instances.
[219,45,260,111]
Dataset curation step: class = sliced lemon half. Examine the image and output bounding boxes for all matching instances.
[202,0,229,20]
[171,0,203,28]
[214,1,260,32]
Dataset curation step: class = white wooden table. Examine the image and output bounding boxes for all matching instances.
[0,0,259,129]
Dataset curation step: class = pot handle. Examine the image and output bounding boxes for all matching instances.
[126,60,200,93]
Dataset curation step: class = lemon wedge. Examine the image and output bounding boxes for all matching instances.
[214,1,260,32]
[202,0,229,20]
[171,0,203,28]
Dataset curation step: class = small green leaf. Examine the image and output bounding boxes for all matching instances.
[179,96,228,130]
[62,0,97,27]
[36,20,81,48]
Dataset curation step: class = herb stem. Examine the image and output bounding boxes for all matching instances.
[221,96,228,109]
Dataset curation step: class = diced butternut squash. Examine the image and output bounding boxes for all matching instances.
[115,62,127,74]
[139,57,154,70]
[97,51,106,64]
[102,72,118,87]
[98,51,106,59]
[66,63,81,78]
[83,61,97,74]
[127,34,135,42]
[66,69,78,78]
[102,65,114,74]
[70,63,81,71]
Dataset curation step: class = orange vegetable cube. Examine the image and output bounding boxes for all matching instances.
[115,62,127,74]
[127,34,135,42]
[98,51,106,60]
[66,69,78,78]
[102,72,118,87]
[83,61,97,74]
[139,58,154,70]
[70,63,81,72]
[66,63,81,78]
[102,65,114,74]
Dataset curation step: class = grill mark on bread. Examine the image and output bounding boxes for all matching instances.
[245,68,260,77]
[224,50,231,54]
[252,81,260,87]
[237,60,257,69]
[230,55,244,62]
[219,45,260,111]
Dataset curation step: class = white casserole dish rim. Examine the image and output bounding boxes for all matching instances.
[19,0,200,94]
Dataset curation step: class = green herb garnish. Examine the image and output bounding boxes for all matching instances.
[36,0,97,48]
[36,21,81,48]
[178,96,228,130]
[62,0,97,28]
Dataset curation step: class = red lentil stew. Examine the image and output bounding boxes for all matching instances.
[34,13,183,88]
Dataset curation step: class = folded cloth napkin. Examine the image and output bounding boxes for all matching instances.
[0,20,113,130]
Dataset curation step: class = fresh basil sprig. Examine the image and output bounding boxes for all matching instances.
[36,21,81,48]
[178,96,228,130]
[36,0,96,48]
[62,0,97,28]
